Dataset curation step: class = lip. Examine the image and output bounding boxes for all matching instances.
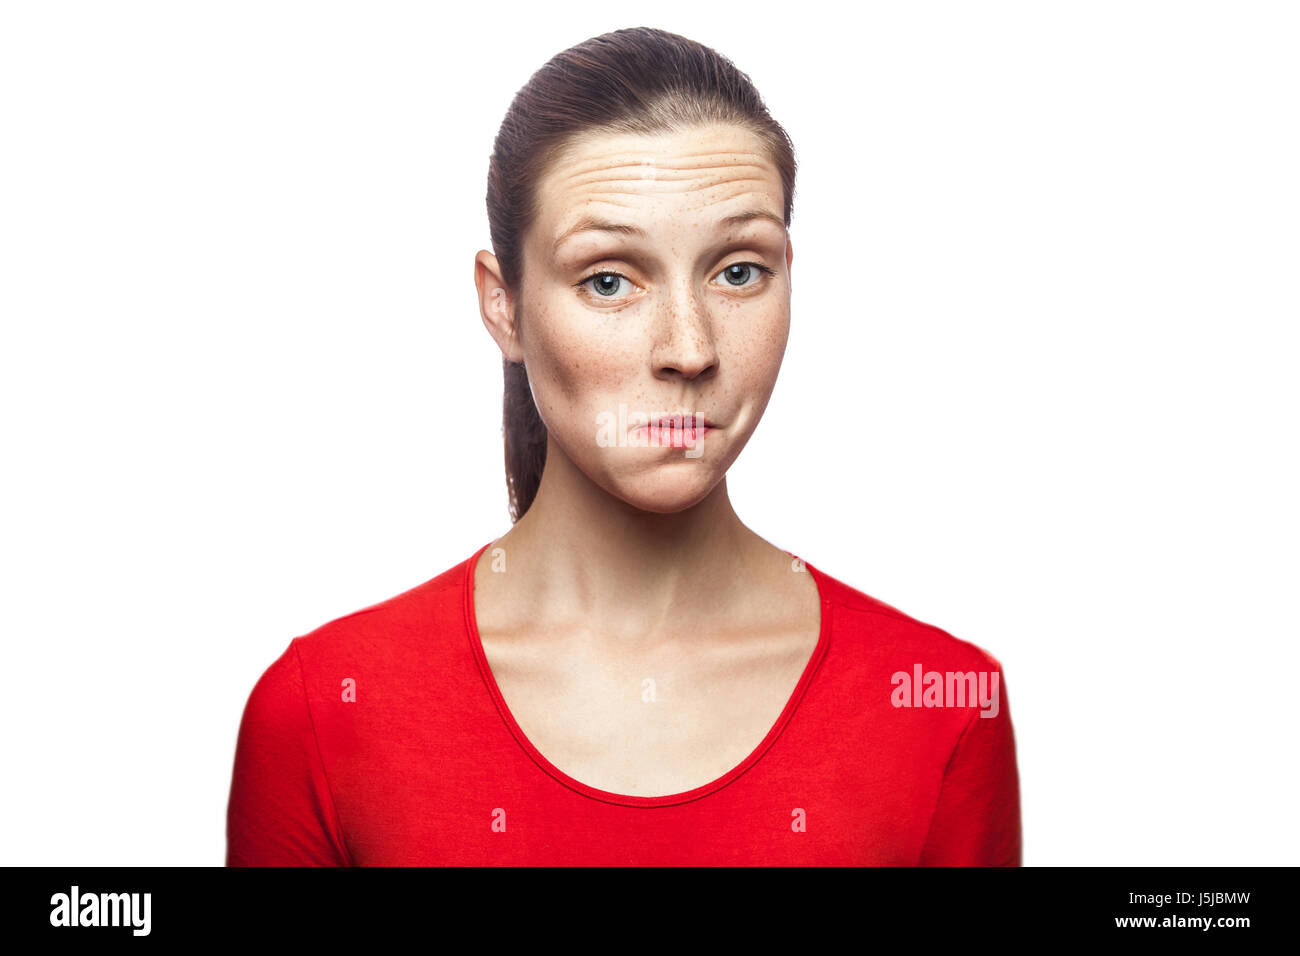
[631,414,717,449]
[645,414,715,429]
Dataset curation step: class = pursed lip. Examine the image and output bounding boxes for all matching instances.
[639,414,717,429]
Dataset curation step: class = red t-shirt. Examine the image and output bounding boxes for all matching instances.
[226,542,1022,865]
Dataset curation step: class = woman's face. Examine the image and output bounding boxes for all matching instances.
[508,123,792,514]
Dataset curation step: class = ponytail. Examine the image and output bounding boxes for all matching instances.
[502,356,547,522]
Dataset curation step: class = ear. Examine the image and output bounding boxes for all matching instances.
[785,236,794,289]
[474,250,524,364]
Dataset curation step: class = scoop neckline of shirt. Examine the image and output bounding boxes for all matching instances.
[461,538,833,809]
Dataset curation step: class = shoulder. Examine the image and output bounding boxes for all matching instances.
[804,557,1004,675]
[274,548,478,677]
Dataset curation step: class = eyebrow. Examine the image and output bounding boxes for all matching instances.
[552,209,786,254]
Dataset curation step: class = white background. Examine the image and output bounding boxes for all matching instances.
[1,1,1296,866]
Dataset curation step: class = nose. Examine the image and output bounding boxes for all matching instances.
[651,278,719,382]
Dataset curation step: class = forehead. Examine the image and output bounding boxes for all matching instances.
[535,125,784,248]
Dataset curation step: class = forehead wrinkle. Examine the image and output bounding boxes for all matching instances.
[551,205,785,257]
[555,179,775,201]
[556,145,771,171]
[570,156,771,173]
[542,139,785,252]
[558,165,772,193]
[553,148,772,179]
[653,148,772,161]
[699,188,786,216]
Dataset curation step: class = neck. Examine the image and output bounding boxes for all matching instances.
[487,435,771,639]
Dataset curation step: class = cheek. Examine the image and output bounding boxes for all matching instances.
[724,304,790,385]
[522,295,639,410]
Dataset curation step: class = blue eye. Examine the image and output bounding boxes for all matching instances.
[573,262,776,302]
[580,271,633,298]
[715,262,775,287]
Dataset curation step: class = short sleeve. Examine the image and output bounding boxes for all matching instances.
[225,639,351,866]
[917,668,1022,866]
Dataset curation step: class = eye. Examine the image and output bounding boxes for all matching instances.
[575,270,637,301]
[573,261,777,303]
[714,262,776,289]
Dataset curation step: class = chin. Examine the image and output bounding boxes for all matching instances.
[603,463,723,515]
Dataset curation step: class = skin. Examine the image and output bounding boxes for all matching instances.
[471,124,821,797]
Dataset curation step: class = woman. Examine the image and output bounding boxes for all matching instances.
[226,26,1021,866]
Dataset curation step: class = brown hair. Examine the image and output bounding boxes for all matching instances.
[485,26,798,522]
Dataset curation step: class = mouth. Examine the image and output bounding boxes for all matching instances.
[632,414,717,448]
[650,413,714,430]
